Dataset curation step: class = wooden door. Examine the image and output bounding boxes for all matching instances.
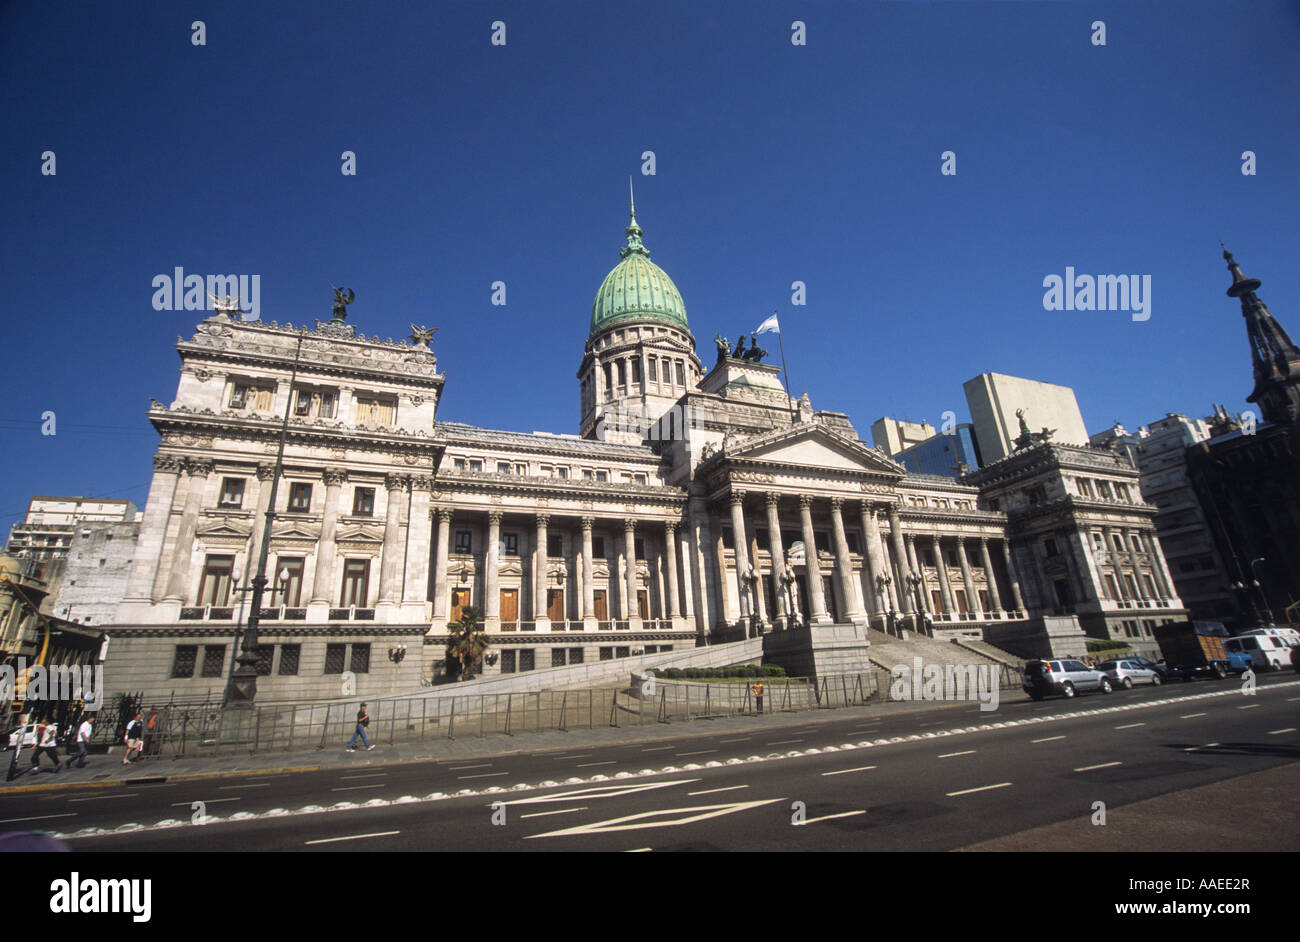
[450,588,471,624]
[500,589,518,626]
[593,590,608,621]
[637,589,650,620]
[547,588,565,622]
[955,589,969,613]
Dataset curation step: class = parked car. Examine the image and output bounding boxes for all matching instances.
[1226,628,1299,672]
[5,723,40,751]
[1153,621,1249,680]
[1023,659,1114,700]
[1096,658,1163,688]
[1124,656,1173,680]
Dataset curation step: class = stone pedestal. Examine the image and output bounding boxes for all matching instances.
[760,623,873,680]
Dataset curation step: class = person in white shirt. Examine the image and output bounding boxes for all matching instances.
[28,720,62,774]
[72,716,94,768]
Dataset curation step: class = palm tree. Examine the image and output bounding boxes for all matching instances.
[446,606,489,681]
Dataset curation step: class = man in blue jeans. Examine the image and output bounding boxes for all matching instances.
[346,703,374,751]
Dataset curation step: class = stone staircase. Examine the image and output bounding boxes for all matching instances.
[864,628,1021,674]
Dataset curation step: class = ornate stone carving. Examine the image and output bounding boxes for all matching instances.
[153,453,183,473]
[322,467,349,487]
[436,507,455,522]
[411,475,435,491]
[183,458,215,477]
[487,510,503,524]
[256,463,276,482]
[384,473,411,491]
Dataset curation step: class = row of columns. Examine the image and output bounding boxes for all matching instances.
[722,492,1027,629]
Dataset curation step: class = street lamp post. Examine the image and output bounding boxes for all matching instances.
[1249,558,1274,626]
[226,329,306,709]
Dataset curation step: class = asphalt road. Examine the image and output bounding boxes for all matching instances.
[8,674,1295,851]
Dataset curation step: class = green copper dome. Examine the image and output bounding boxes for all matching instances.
[589,198,689,336]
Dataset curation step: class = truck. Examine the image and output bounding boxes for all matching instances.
[1152,621,1252,680]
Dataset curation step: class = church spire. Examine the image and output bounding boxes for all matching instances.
[1221,244,1300,425]
[620,177,649,260]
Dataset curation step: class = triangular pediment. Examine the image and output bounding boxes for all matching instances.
[270,522,322,541]
[335,525,384,544]
[195,520,253,541]
[724,422,904,478]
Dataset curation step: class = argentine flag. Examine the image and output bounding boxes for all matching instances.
[754,313,780,335]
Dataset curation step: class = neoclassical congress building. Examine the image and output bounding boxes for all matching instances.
[107,204,1185,699]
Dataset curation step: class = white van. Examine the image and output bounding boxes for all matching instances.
[1226,628,1299,671]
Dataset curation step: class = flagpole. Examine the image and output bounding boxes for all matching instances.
[770,310,795,423]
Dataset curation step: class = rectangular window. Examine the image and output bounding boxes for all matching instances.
[229,384,248,408]
[516,463,527,475]
[551,648,567,667]
[295,389,311,416]
[349,643,370,674]
[616,646,630,659]
[498,462,512,474]
[288,482,312,512]
[814,531,830,553]
[319,391,336,419]
[198,555,234,606]
[503,533,519,556]
[453,458,466,470]
[1044,538,1059,557]
[200,645,226,678]
[554,467,568,479]
[519,649,535,672]
[633,473,647,485]
[278,644,301,676]
[352,487,375,516]
[279,557,304,607]
[219,478,245,507]
[547,535,563,557]
[500,649,517,673]
[648,359,657,381]
[599,647,613,661]
[593,536,606,557]
[634,538,645,560]
[468,459,483,472]
[675,362,686,386]
[568,647,584,665]
[721,527,734,549]
[455,530,472,554]
[171,645,197,678]
[846,532,860,553]
[340,558,370,607]
[254,644,274,676]
[583,469,593,480]
[354,395,395,426]
[324,644,347,674]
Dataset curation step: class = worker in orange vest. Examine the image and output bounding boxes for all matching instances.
[751,681,764,714]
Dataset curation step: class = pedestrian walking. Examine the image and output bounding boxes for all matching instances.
[143,707,160,757]
[29,719,62,774]
[346,702,374,751]
[72,716,94,768]
[123,713,144,764]
[751,681,765,715]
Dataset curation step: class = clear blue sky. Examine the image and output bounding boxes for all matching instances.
[2,0,1297,533]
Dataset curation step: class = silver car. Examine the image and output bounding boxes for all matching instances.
[1097,658,1163,688]
[1023,659,1114,700]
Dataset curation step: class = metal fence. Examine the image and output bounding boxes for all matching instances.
[67,660,1024,759]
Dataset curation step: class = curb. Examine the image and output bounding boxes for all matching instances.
[0,764,324,795]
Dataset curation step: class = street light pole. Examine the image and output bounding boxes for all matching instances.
[226,329,306,709]
[1249,558,1273,626]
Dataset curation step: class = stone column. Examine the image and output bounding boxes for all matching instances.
[534,514,550,625]
[128,454,181,602]
[581,516,596,621]
[887,505,914,614]
[746,507,768,627]
[484,511,502,624]
[957,538,979,616]
[163,459,213,602]
[830,499,866,623]
[402,477,433,608]
[624,519,639,623]
[857,503,884,617]
[377,474,409,604]
[1146,532,1176,602]
[1125,528,1149,603]
[1103,528,1133,601]
[931,537,956,616]
[711,512,731,625]
[999,540,1026,613]
[766,494,790,626]
[678,523,696,621]
[432,508,452,618]
[729,494,752,623]
[905,534,929,614]
[245,463,277,587]
[664,521,680,620]
[309,468,347,606]
[978,537,1004,613]
[799,495,830,623]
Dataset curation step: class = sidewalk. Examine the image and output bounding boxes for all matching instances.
[2,692,987,794]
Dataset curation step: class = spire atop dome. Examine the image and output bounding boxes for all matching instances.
[1219,245,1300,425]
[590,189,688,337]
[1222,242,1262,297]
[621,179,648,260]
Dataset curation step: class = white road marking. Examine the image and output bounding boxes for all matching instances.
[938,750,975,758]
[0,813,77,823]
[1074,761,1122,772]
[526,798,782,838]
[339,772,388,780]
[675,750,718,757]
[718,737,751,743]
[1180,712,1207,719]
[795,810,866,825]
[688,785,750,796]
[1267,728,1297,735]
[1184,742,1220,752]
[331,784,387,792]
[576,761,617,768]
[67,794,140,802]
[449,763,493,771]
[170,798,240,806]
[947,782,1012,797]
[1114,723,1145,730]
[626,847,652,852]
[767,739,803,746]
[520,807,588,819]
[1238,704,1261,710]
[507,780,701,805]
[304,830,400,845]
[821,765,877,777]
[1032,735,1067,743]
[458,772,508,779]
[552,754,592,760]
[218,783,271,790]
[640,746,675,752]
